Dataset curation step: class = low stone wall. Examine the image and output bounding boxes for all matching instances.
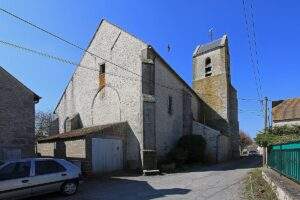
[192,121,219,163]
[65,139,86,158]
[192,121,230,163]
[37,142,55,157]
[262,168,300,200]
[37,138,89,171]
[217,135,230,162]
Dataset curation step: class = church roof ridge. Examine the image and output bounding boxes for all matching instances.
[193,35,227,57]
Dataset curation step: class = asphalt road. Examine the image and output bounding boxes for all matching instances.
[31,156,262,200]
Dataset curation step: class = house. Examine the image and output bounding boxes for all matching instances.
[272,98,300,126]
[37,20,239,174]
[0,66,40,161]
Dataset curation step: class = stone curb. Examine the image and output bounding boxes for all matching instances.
[262,168,300,200]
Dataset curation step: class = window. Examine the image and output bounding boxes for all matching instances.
[205,67,212,73]
[99,63,106,89]
[0,161,31,181]
[64,117,71,132]
[168,96,173,115]
[100,63,105,74]
[205,57,212,77]
[35,160,65,175]
[205,57,211,65]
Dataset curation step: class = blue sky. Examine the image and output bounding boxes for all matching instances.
[0,0,299,138]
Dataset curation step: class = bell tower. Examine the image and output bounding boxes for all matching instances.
[192,35,240,158]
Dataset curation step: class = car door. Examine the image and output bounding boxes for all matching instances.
[0,161,33,199]
[30,160,68,196]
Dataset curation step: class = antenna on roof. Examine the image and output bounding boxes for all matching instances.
[208,28,214,41]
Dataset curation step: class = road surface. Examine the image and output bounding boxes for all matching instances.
[30,157,261,200]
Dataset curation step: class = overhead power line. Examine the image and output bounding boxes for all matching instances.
[0,39,212,97]
[0,7,141,78]
[0,7,265,119]
[0,38,263,108]
[248,0,263,86]
[241,0,264,113]
[0,7,265,102]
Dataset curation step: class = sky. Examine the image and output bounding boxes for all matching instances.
[0,0,299,138]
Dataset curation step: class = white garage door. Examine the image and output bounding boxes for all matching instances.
[92,138,123,173]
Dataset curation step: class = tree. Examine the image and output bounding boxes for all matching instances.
[240,130,253,149]
[35,111,55,139]
[255,125,300,147]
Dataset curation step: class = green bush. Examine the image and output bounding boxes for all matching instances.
[267,125,300,135]
[169,135,206,165]
[255,125,300,147]
[255,133,300,147]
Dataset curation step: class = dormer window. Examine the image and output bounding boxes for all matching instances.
[205,57,212,77]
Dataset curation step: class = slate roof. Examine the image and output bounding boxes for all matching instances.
[38,121,128,142]
[272,98,300,122]
[193,35,227,57]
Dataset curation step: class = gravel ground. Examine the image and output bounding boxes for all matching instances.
[30,157,262,200]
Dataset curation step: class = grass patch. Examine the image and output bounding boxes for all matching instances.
[244,168,278,200]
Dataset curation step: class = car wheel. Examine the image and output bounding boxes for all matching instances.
[61,181,78,196]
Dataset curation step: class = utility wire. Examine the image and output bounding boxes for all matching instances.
[0,7,265,102]
[249,0,263,89]
[0,7,266,105]
[0,39,217,98]
[0,38,263,110]
[241,0,264,113]
[0,7,141,78]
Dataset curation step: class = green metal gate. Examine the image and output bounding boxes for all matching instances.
[268,141,300,183]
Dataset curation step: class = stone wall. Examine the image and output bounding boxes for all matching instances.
[273,120,300,126]
[37,139,89,171]
[217,135,230,162]
[37,142,54,157]
[0,67,36,161]
[229,85,240,158]
[192,121,230,163]
[54,20,147,168]
[192,121,220,162]
[192,37,239,160]
[37,123,128,173]
[192,74,229,132]
[154,56,200,159]
[65,139,86,158]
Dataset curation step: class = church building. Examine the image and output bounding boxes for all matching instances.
[37,20,239,174]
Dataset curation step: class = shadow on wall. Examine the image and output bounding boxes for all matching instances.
[124,122,142,170]
[54,141,66,158]
[198,99,229,135]
[28,177,191,200]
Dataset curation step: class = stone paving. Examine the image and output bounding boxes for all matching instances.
[30,157,261,200]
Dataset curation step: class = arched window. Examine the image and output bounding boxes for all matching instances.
[64,117,71,133]
[205,57,212,77]
[205,57,211,65]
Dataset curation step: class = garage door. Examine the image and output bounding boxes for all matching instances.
[92,138,123,173]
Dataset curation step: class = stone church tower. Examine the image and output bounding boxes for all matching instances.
[192,35,240,158]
